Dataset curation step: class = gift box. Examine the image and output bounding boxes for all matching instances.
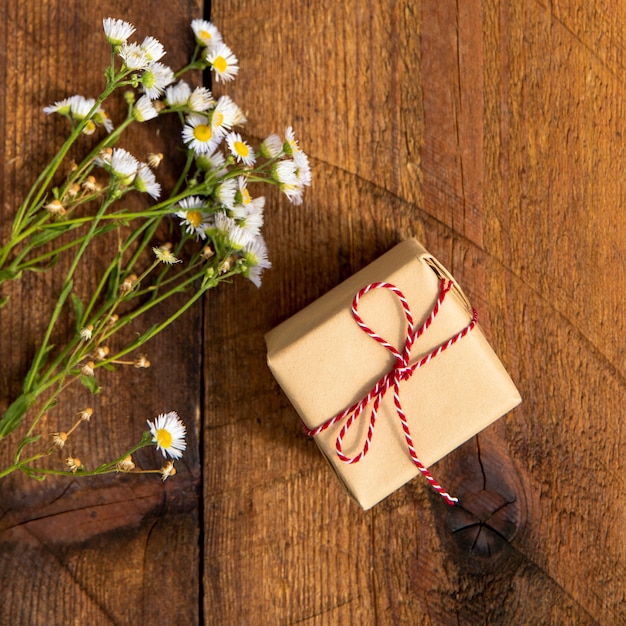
[265,238,521,509]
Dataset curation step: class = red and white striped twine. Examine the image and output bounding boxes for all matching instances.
[304,279,478,506]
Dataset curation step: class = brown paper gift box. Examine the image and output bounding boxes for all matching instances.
[265,238,522,509]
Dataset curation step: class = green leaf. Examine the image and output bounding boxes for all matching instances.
[0,392,36,438]
[14,434,42,463]
[135,323,159,346]
[28,256,60,272]
[0,270,14,281]
[29,224,70,248]
[71,293,84,330]
[79,375,100,395]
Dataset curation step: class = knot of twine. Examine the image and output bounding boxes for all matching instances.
[304,279,478,506]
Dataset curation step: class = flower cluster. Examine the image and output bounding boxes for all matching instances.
[0,18,310,483]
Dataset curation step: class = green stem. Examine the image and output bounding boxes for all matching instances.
[22,196,115,394]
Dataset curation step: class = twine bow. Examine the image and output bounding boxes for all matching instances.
[304,279,478,505]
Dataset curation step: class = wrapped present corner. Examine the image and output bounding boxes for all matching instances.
[265,238,521,509]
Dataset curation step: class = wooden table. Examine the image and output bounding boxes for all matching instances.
[1,1,624,624]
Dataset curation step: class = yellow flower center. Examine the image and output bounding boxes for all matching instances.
[213,56,227,73]
[193,124,212,142]
[200,30,212,41]
[156,428,172,450]
[241,188,251,204]
[234,141,249,157]
[187,210,203,227]
[213,112,224,128]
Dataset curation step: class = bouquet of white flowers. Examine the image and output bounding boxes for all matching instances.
[0,17,310,482]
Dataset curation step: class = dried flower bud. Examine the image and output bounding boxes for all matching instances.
[93,346,110,361]
[80,325,94,341]
[78,407,93,422]
[45,199,66,217]
[116,455,135,472]
[82,176,99,193]
[107,314,119,327]
[201,245,215,260]
[134,355,151,368]
[50,432,68,450]
[147,152,164,168]
[119,274,138,295]
[97,147,113,164]
[80,361,95,377]
[64,183,81,200]
[65,456,82,473]
[159,461,176,481]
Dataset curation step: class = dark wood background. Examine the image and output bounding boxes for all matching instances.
[1,1,624,624]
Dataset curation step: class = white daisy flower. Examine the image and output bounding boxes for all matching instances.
[69,95,96,120]
[103,18,135,46]
[233,195,265,237]
[119,42,150,70]
[135,163,161,198]
[147,411,187,460]
[215,213,254,250]
[292,152,312,192]
[175,196,211,239]
[226,132,255,167]
[285,126,302,155]
[191,19,222,48]
[211,95,245,135]
[195,149,227,176]
[189,86,215,112]
[205,43,239,83]
[165,80,192,107]
[282,183,306,205]
[273,159,299,187]
[215,178,238,209]
[141,36,166,62]
[94,106,114,133]
[43,96,74,116]
[109,148,139,185]
[182,113,222,154]
[243,235,272,288]
[234,176,252,207]
[260,133,284,159]
[273,159,308,205]
[141,62,175,100]
[133,94,159,122]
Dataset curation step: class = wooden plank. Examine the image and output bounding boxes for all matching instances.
[207,0,625,624]
[0,2,203,624]
[3,0,625,623]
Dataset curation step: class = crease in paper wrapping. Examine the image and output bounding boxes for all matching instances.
[265,238,522,509]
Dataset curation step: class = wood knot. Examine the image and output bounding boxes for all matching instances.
[440,436,527,562]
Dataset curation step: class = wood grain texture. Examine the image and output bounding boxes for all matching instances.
[206,0,625,624]
[1,0,625,624]
[0,2,202,625]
